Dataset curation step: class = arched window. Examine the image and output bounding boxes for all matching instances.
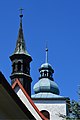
[40,72,43,77]
[41,110,50,119]
[18,61,21,71]
[48,72,51,77]
[44,71,47,77]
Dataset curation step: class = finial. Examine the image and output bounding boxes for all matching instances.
[19,8,24,29]
[45,43,48,63]
[19,8,24,18]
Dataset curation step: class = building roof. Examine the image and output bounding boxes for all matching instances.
[0,71,47,120]
[40,63,53,72]
[32,92,69,100]
[12,78,48,120]
[0,71,35,119]
[33,78,60,95]
[10,10,32,62]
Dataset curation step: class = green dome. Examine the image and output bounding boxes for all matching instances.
[34,78,60,95]
[41,63,52,69]
[33,47,60,97]
[39,63,54,74]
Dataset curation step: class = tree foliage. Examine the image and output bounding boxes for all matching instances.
[67,100,80,119]
[58,100,80,120]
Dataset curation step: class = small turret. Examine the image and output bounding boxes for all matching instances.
[33,47,60,96]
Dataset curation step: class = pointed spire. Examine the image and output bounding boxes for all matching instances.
[14,8,28,54]
[10,9,32,96]
[45,44,48,63]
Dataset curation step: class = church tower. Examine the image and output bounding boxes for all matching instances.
[32,47,69,120]
[10,9,32,96]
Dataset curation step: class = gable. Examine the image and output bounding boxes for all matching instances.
[0,72,35,120]
[12,79,48,120]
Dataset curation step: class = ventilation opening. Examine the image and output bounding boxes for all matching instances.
[41,110,50,119]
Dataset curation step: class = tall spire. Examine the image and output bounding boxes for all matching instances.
[10,9,32,96]
[14,8,28,55]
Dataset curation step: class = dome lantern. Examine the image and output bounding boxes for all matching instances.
[33,47,60,95]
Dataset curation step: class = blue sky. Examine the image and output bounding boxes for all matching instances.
[0,0,80,101]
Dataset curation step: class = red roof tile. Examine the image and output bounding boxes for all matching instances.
[12,79,48,120]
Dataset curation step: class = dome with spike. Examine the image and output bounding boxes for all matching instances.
[33,78,60,95]
[32,47,60,98]
[40,63,54,72]
[33,61,60,95]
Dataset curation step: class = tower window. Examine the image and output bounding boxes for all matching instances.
[41,110,50,119]
[48,72,51,77]
[18,61,21,71]
[44,71,47,77]
[41,72,43,77]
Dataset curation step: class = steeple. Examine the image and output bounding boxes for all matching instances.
[32,47,60,96]
[14,8,29,56]
[10,10,32,97]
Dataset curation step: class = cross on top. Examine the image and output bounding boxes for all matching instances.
[19,8,24,18]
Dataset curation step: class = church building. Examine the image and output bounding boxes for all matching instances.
[0,10,70,120]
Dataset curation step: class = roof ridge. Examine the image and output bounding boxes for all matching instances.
[12,79,48,120]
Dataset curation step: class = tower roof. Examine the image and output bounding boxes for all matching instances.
[10,9,32,96]
[33,78,60,95]
[14,9,31,57]
[32,47,60,98]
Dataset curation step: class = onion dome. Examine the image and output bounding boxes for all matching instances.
[41,63,53,69]
[33,47,60,96]
[34,78,59,95]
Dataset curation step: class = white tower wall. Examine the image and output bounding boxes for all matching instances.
[33,100,67,120]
